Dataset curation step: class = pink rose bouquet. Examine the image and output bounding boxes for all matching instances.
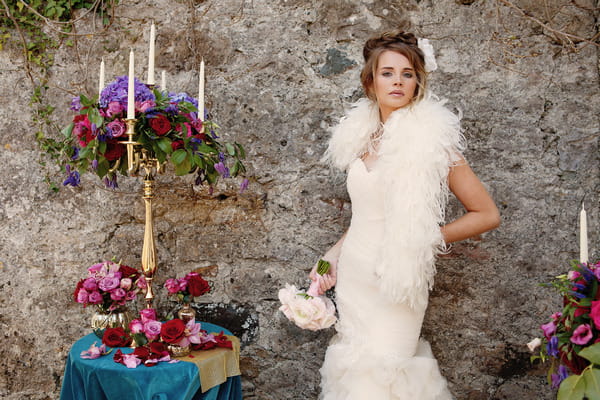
[73,261,144,312]
[532,260,600,396]
[278,260,337,331]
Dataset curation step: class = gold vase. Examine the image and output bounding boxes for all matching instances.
[91,307,132,338]
[177,302,196,324]
[167,343,191,357]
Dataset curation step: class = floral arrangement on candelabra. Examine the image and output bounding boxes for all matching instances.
[73,260,145,337]
[531,260,600,399]
[63,75,247,190]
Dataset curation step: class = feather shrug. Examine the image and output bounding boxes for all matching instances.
[324,95,464,308]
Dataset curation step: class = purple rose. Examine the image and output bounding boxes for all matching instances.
[143,320,162,342]
[88,291,103,304]
[129,319,144,334]
[82,277,98,291]
[107,120,126,138]
[571,324,593,345]
[99,276,121,291]
[164,278,180,294]
[110,288,126,301]
[541,321,556,340]
[106,101,123,118]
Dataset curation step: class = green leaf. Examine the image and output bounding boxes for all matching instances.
[175,156,191,176]
[62,123,74,138]
[157,138,172,154]
[196,143,218,154]
[235,142,246,158]
[583,368,600,400]
[558,374,586,400]
[96,159,109,178]
[171,149,187,165]
[580,344,600,364]
[97,141,107,155]
[87,108,103,126]
[225,142,235,156]
[230,160,240,176]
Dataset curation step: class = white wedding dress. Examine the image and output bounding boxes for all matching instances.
[319,158,453,400]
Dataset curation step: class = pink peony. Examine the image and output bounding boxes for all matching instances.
[80,342,108,359]
[571,323,593,345]
[177,320,203,347]
[278,284,337,331]
[138,100,156,112]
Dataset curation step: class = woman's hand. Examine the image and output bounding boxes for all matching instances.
[309,258,338,296]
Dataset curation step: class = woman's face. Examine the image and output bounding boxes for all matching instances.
[372,50,417,122]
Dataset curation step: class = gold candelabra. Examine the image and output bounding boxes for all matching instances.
[124,118,164,308]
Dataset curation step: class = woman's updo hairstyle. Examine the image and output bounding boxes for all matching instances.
[360,30,428,104]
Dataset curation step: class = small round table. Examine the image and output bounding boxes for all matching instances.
[59,322,242,400]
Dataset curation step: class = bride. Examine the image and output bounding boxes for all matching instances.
[309,30,500,399]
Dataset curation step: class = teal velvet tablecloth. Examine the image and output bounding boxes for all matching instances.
[60,322,242,400]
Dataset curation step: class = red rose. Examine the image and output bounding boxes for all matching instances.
[187,274,210,297]
[149,115,171,136]
[102,327,132,347]
[171,140,184,151]
[119,264,140,279]
[160,319,186,345]
[102,140,126,161]
[113,349,124,363]
[149,341,167,357]
[133,346,150,361]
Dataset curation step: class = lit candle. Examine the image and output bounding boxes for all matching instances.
[580,203,589,263]
[198,59,204,120]
[161,70,166,92]
[147,22,156,85]
[98,58,105,98]
[127,49,135,119]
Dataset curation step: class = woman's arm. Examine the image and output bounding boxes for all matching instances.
[309,231,347,294]
[441,160,501,244]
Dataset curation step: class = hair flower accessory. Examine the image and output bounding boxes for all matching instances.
[418,38,437,73]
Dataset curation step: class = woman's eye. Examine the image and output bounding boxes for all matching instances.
[403,72,413,79]
[382,71,393,77]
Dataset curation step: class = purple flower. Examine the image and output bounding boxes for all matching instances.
[70,96,82,111]
[99,76,155,110]
[110,288,127,301]
[76,289,89,304]
[214,162,230,178]
[105,101,123,118]
[98,276,120,291]
[63,164,80,187]
[103,175,118,189]
[106,120,126,138]
[143,320,162,341]
[82,277,98,291]
[571,323,593,345]
[125,291,137,301]
[541,321,557,340]
[547,335,559,357]
[71,147,80,160]
[239,178,249,193]
[551,364,569,389]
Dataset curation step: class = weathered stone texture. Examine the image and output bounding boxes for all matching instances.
[0,0,598,399]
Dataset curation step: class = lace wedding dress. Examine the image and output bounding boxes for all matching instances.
[319,158,453,400]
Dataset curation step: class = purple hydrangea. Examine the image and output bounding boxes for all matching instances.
[63,164,80,187]
[99,76,155,109]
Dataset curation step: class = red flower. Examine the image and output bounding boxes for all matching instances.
[102,140,126,161]
[214,331,233,349]
[187,274,210,297]
[149,115,171,136]
[102,327,132,347]
[73,279,85,302]
[149,341,167,357]
[119,264,140,279]
[73,114,94,147]
[192,341,216,351]
[171,140,184,151]
[160,319,186,344]
[133,346,150,362]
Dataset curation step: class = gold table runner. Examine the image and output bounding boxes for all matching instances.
[175,334,241,393]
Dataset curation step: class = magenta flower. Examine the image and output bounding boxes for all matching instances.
[143,320,162,341]
[80,342,109,359]
[76,289,89,304]
[137,277,147,289]
[106,101,123,118]
[178,320,203,347]
[140,308,157,323]
[120,278,133,291]
[98,276,120,291]
[571,323,593,345]
[164,278,180,294]
[129,319,144,334]
[88,262,104,275]
[541,321,557,340]
[107,120,126,138]
[88,291,103,304]
[110,288,126,301]
[82,277,98,291]
[125,291,137,301]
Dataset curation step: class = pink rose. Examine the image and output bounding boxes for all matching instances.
[140,308,157,323]
[143,320,162,341]
[138,100,156,112]
[99,276,120,291]
[591,301,600,329]
[568,271,581,281]
[107,120,126,138]
[82,277,98,291]
[106,101,123,118]
[129,319,144,334]
[125,291,137,301]
[110,288,126,301]
[88,262,104,275]
[164,278,180,294]
[278,284,337,331]
[76,289,89,304]
[571,323,593,345]
[120,278,133,291]
[88,291,103,304]
[137,277,147,289]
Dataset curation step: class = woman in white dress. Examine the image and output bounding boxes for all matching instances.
[309,30,501,399]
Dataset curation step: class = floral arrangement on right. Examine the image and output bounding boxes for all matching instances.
[531,259,600,399]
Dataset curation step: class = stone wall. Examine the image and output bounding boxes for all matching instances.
[0,0,598,399]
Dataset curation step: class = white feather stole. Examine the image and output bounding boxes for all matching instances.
[324,96,464,308]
